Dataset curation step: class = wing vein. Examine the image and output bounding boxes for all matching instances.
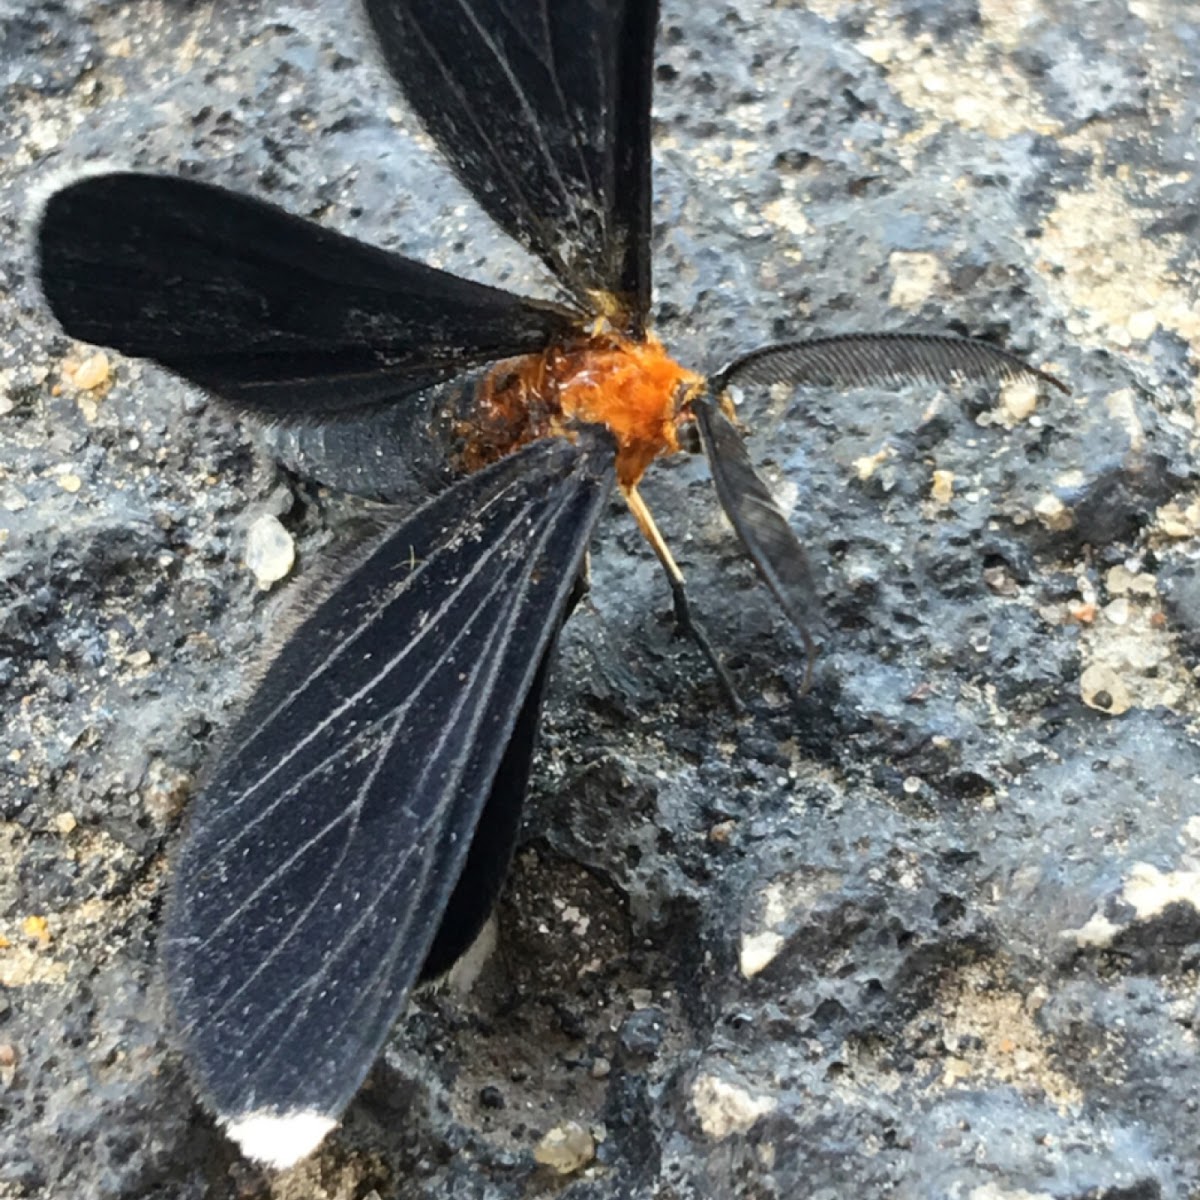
[257,477,583,1058]
[407,6,579,292]
[217,474,536,808]
[210,489,543,874]
[235,478,580,1071]
[200,543,531,1030]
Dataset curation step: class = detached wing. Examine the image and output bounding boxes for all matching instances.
[37,172,576,418]
[364,0,658,334]
[163,434,614,1163]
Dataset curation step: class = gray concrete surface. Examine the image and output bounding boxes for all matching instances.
[1,0,1198,1197]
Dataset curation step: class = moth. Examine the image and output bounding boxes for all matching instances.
[35,0,1063,1169]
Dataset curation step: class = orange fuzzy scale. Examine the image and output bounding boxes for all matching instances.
[464,332,704,489]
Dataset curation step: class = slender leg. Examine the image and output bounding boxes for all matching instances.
[623,486,742,712]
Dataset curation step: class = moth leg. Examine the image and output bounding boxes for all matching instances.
[623,485,742,711]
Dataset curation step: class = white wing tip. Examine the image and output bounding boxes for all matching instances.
[222,1109,337,1169]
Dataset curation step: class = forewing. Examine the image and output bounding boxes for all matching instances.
[163,435,615,1156]
[364,0,658,332]
[694,396,817,683]
[37,172,576,418]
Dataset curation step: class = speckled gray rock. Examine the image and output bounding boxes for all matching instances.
[2,1,1198,1198]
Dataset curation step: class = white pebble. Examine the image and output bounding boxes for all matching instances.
[244,515,295,588]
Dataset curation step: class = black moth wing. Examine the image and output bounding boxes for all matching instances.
[419,635,556,980]
[37,172,577,419]
[163,434,614,1149]
[423,563,585,979]
[693,396,817,679]
[364,0,658,335]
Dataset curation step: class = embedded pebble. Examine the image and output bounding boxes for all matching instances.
[692,1074,776,1138]
[888,250,946,309]
[1103,598,1131,626]
[999,378,1038,425]
[1106,566,1157,597]
[70,351,110,391]
[1033,494,1072,531]
[533,1121,595,1174]
[21,916,50,945]
[244,515,295,588]
[1080,663,1131,715]
[739,930,784,978]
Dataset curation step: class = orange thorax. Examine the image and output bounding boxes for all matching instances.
[467,333,702,488]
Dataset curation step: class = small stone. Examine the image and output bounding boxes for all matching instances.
[53,812,77,836]
[983,566,1018,597]
[1033,493,1072,531]
[691,1073,776,1138]
[999,378,1038,424]
[762,195,810,239]
[853,447,890,481]
[1155,499,1200,539]
[478,1085,505,1110]
[1105,566,1157,597]
[533,1121,595,1175]
[1080,663,1131,715]
[1067,600,1096,624]
[888,251,947,310]
[244,515,295,588]
[1103,598,1131,626]
[21,916,51,945]
[930,469,955,505]
[124,648,153,668]
[71,351,111,391]
[56,473,82,494]
[709,819,736,845]
[590,1056,611,1080]
[739,930,783,978]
